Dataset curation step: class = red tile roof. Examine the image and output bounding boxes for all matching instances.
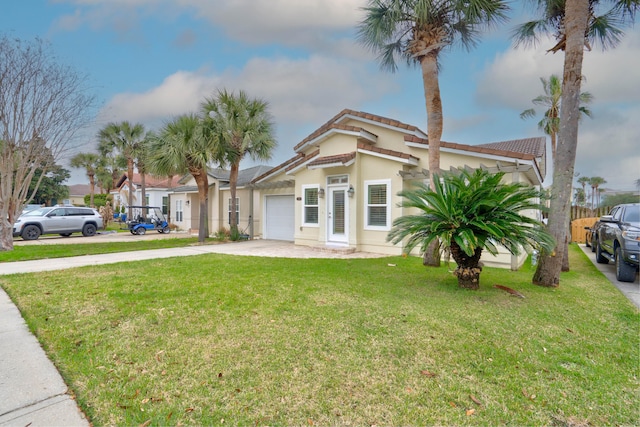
[307,152,356,168]
[404,136,538,161]
[357,142,419,162]
[294,109,421,151]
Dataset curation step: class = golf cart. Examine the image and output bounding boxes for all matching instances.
[126,206,171,235]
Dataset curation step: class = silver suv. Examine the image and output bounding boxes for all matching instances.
[13,206,104,241]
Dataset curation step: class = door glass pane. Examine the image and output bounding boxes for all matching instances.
[333,190,345,234]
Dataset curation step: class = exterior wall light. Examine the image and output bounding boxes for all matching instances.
[318,187,325,198]
[348,185,355,197]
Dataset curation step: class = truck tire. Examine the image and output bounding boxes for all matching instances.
[596,241,609,264]
[615,246,637,282]
[22,225,41,240]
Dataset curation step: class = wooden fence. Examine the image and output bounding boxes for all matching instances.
[571,205,610,220]
[570,217,598,244]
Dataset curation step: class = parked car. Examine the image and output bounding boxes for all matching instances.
[13,206,104,241]
[21,204,43,216]
[594,203,640,282]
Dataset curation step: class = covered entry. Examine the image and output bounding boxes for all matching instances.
[264,195,295,241]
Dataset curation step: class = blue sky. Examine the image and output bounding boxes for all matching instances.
[2,0,639,192]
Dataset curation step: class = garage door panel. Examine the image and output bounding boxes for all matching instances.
[265,195,294,241]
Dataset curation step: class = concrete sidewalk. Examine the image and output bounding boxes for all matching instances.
[0,288,90,426]
[0,239,385,426]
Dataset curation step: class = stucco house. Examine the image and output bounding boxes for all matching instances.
[170,166,272,236]
[251,109,546,269]
[111,174,181,218]
[66,184,93,206]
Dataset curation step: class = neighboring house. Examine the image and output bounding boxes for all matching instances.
[67,184,92,206]
[170,165,272,236]
[252,109,546,269]
[112,174,181,219]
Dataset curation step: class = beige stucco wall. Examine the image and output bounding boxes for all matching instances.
[257,116,541,269]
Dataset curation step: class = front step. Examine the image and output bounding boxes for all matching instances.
[311,245,357,255]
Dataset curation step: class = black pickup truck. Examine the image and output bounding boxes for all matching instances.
[594,203,640,282]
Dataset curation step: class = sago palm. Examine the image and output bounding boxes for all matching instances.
[387,168,555,289]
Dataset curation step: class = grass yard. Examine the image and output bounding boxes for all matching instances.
[1,245,638,426]
[0,238,202,262]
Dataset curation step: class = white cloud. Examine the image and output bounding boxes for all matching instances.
[94,54,398,166]
[475,28,640,191]
[52,0,367,49]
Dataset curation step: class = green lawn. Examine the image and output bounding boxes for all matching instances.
[1,238,202,262]
[1,245,638,426]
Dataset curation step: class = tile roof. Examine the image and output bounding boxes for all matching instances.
[307,152,356,168]
[476,137,546,158]
[285,149,320,172]
[117,173,182,189]
[67,184,92,195]
[252,153,305,183]
[293,108,422,151]
[404,136,538,161]
[357,142,419,162]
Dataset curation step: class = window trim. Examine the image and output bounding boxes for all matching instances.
[364,179,391,231]
[302,184,320,227]
[228,197,240,225]
[176,200,183,222]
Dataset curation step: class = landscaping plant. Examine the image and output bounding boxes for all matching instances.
[388,168,555,289]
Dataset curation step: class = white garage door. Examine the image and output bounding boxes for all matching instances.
[264,195,295,241]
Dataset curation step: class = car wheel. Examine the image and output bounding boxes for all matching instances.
[21,225,41,241]
[59,233,72,237]
[596,241,609,264]
[82,224,97,237]
[136,227,146,235]
[615,246,637,282]
[162,226,170,234]
[590,236,597,253]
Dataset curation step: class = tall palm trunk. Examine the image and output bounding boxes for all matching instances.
[421,53,443,267]
[533,0,589,287]
[229,161,240,236]
[450,241,483,289]
[88,172,95,207]
[127,159,134,220]
[192,169,209,243]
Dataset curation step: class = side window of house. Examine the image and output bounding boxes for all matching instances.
[162,197,168,215]
[365,180,391,230]
[228,198,239,224]
[176,200,183,222]
[303,186,319,225]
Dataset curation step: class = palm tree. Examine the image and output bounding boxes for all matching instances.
[388,168,554,289]
[134,133,151,211]
[148,114,216,243]
[357,0,509,266]
[97,121,146,219]
[520,74,592,160]
[589,176,607,208]
[515,0,638,287]
[70,152,99,207]
[97,138,127,191]
[202,89,276,237]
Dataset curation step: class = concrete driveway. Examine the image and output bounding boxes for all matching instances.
[5,233,387,276]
